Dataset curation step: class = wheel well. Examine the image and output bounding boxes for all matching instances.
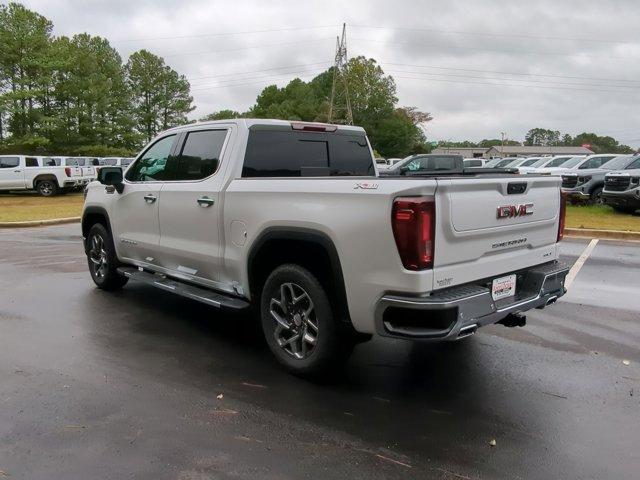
[33,175,59,189]
[248,231,351,324]
[82,209,111,240]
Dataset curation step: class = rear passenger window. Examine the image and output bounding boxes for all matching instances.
[173,130,227,181]
[0,157,19,168]
[242,130,374,177]
[25,157,39,167]
[42,157,60,166]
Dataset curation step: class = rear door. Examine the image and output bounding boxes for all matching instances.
[112,134,178,264]
[432,175,560,289]
[157,126,232,284]
[0,156,24,188]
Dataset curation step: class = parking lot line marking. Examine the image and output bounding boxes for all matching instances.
[565,238,599,289]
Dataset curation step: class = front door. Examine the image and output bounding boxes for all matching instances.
[112,134,177,264]
[157,127,231,286]
[0,156,24,189]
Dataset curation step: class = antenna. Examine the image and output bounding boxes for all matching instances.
[328,23,353,125]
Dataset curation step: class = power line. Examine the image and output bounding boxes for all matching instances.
[392,75,640,94]
[381,61,640,85]
[350,24,633,45]
[186,62,331,82]
[190,67,329,90]
[190,71,326,91]
[350,37,640,61]
[113,24,340,43]
[165,37,334,58]
[384,68,640,90]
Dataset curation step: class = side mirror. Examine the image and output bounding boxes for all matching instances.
[98,166,124,193]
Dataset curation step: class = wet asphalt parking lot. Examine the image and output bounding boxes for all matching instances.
[0,224,639,480]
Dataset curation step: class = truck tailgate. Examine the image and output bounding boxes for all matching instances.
[432,175,561,289]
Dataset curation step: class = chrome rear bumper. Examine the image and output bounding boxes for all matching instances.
[375,261,570,340]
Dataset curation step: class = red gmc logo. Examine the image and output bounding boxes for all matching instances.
[497,203,534,219]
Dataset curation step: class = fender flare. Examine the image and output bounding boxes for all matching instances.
[247,227,351,323]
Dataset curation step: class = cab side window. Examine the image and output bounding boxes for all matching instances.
[126,135,176,182]
[0,157,19,168]
[580,157,610,169]
[25,157,39,167]
[173,130,227,181]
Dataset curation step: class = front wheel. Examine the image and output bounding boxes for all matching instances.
[612,205,638,214]
[86,223,128,290]
[589,187,604,205]
[260,264,353,376]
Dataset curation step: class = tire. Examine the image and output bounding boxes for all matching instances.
[260,264,353,376]
[589,187,604,205]
[612,205,638,214]
[86,223,128,291]
[36,179,58,197]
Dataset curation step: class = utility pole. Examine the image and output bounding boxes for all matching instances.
[328,23,353,125]
[500,131,506,157]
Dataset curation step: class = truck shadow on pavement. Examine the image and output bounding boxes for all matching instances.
[78,281,559,477]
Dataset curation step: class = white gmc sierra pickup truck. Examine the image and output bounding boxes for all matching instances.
[0,155,86,195]
[82,119,569,375]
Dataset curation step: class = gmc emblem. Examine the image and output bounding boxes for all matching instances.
[497,203,534,219]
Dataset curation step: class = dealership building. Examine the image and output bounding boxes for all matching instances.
[432,145,594,158]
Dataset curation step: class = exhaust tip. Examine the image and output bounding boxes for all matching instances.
[545,296,558,307]
[458,324,478,339]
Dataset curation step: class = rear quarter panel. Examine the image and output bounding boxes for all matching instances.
[223,178,438,333]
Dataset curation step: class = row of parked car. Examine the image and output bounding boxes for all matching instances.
[481,154,640,211]
[377,153,640,213]
[0,155,134,196]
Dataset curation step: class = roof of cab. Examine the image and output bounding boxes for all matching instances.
[165,118,366,134]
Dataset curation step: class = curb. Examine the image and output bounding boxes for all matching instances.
[0,217,80,228]
[565,227,640,241]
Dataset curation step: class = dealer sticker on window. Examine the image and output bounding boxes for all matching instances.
[492,274,517,301]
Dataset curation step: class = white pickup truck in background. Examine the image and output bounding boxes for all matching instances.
[0,155,87,196]
[82,119,570,375]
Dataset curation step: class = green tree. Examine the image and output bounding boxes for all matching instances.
[200,109,243,121]
[524,128,561,146]
[572,132,633,154]
[48,34,136,152]
[0,2,53,145]
[478,138,521,147]
[126,50,193,142]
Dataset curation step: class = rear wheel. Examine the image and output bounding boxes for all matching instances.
[260,264,353,376]
[36,179,57,197]
[86,223,128,290]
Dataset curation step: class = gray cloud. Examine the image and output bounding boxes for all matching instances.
[19,0,640,146]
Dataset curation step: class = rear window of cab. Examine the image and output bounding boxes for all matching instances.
[242,130,375,177]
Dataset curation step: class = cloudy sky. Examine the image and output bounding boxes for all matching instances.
[19,0,640,147]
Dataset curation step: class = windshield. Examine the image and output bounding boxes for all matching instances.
[521,158,542,167]
[600,155,633,170]
[531,157,552,167]
[494,158,514,168]
[544,156,572,167]
[505,158,525,167]
[559,156,586,169]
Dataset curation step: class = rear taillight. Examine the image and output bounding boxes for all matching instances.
[557,191,567,242]
[392,197,435,270]
[64,167,72,177]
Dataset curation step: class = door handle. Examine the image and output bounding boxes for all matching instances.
[14,169,21,173]
[143,194,157,203]
[197,196,215,207]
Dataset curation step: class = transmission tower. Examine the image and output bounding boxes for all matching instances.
[328,23,353,125]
